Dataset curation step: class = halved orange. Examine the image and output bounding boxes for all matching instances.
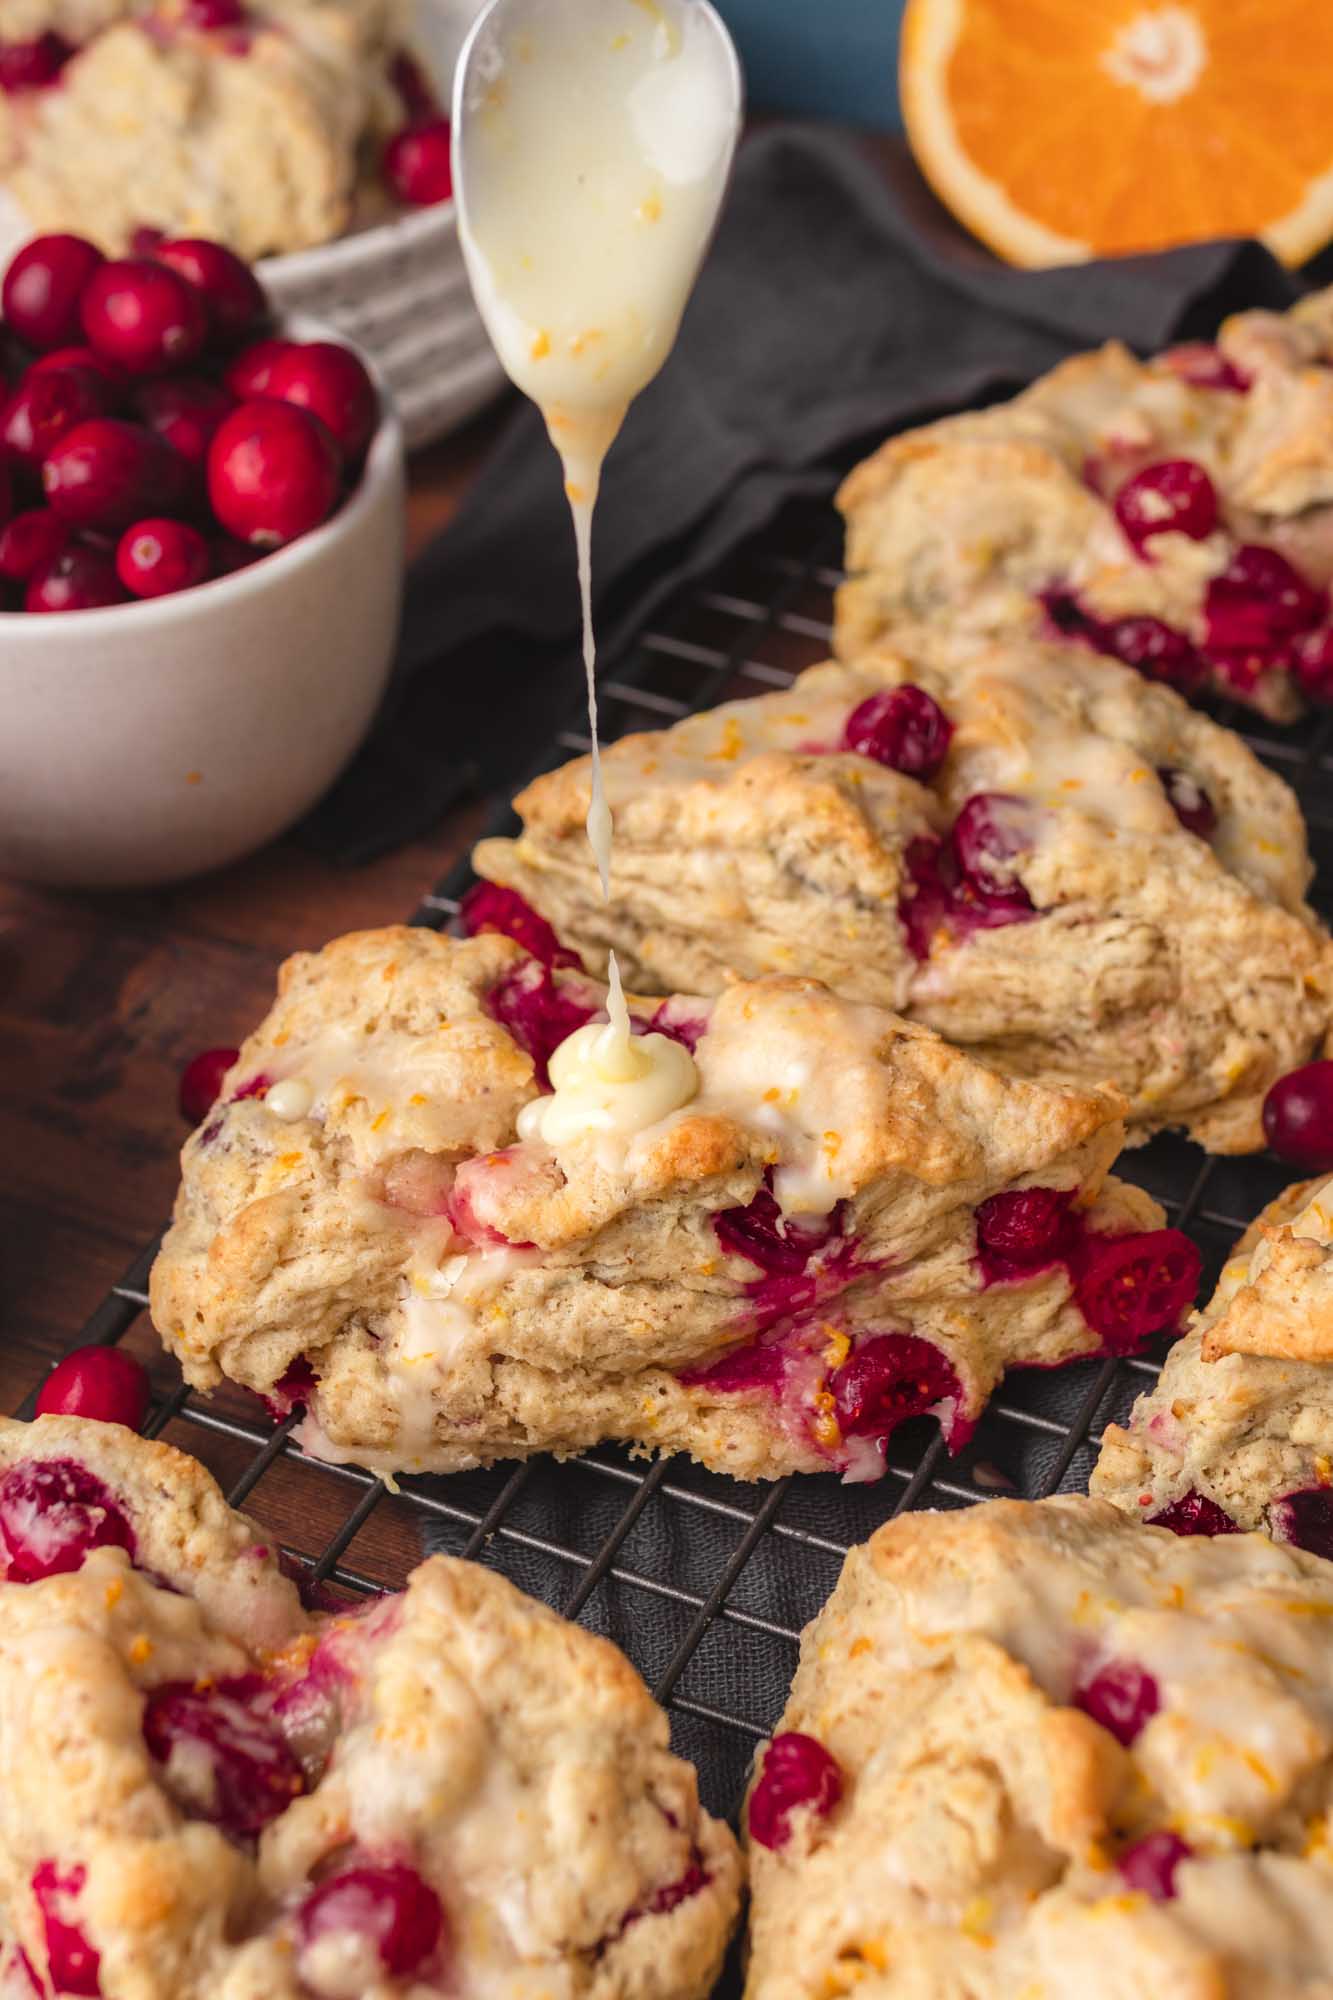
[900,0,1333,267]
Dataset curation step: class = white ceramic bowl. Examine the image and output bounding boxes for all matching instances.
[0,324,406,891]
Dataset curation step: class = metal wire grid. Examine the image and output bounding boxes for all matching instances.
[22,493,1333,1860]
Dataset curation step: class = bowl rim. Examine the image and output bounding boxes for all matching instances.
[257,193,457,288]
[0,312,405,639]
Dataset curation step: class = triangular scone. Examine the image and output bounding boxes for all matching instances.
[472,634,1333,1153]
[149,925,1196,1485]
[743,1495,1333,2000]
[1094,1178,1333,1553]
[835,288,1333,720]
[0,1415,739,2000]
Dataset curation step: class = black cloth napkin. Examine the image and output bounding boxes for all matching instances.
[296,122,1303,865]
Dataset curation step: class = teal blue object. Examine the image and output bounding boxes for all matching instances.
[714,1,906,130]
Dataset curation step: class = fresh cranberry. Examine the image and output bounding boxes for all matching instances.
[80,259,206,376]
[1162,343,1250,393]
[951,793,1036,906]
[383,118,454,206]
[1204,544,1326,653]
[459,881,579,968]
[841,684,953,778]
[1148,1489,1239,1537]
[0,508,67,583]
[0,32,74,92]
[182,0,247,23]
[265,1355,317,1419]
[0,1459,134,1581]
[0,365,112,474]
[2,236,104,352]
[230,1072,270,1103]
[26,543,128,612]
[207,399,340,547]
[296,1862,445,1985]
[747,1732,842,1851]
[1103,613,1207,692]
[265,341,378,462]
[133,375,234,485]
[31,1863,100,1997]
[1118,1831,1192,1902]
[648,998,708,1052]
[178,1045,239,1123]
[484,959,598,1086]
[829,1333,961,1444]
[714,1185,841,1277]
[28,344,124,390]
[678,1334,790,1394]
[223,334,297,400]
[151,238,266,346]
[1071,1230,1201,1355]
[1157,766,1216,837]
[1073,1659,1159,1745]
[1114,459,1218,557]
[43,418,185,532]
[894,839,953,960]
[1263,1061,1333,1171]
[1270,1486,1333,1560]
[36,1348,149,1429]
[975,1187,1073,1277]
[391,50,440,119]
[143,1677,305,1836]
[1294,628,1333,700]
[116,517,210,598]
[211,533,259,576]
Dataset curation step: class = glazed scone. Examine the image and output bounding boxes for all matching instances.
[0,0,408,259]
[0,1414,740,2000]
[148,924,1198,1485]
[1093,1176,1333,1554]
[836,290,1333,720]
[744,1495,1333,2000]
[472,634,1333,1152]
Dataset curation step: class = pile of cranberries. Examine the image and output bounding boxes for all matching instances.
[0,231,378,611]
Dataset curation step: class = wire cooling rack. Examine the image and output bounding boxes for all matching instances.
[20,494,1333,1948]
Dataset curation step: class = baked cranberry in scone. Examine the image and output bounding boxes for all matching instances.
[0,1414,740,1999]
[745,1494,1333,2000]
[150,925,1193,1486]
[834,285,1333,721]
[1095,1174,1333,1556]
[472,632,1333,1154]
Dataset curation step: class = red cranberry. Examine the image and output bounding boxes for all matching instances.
[152,238,266,345]
[179,1045,239,1123]
[31,1863,100,1997]
[211,533,260,576]
[649,997,708,1052]
[1263,1060,1333,1171]
[265,341,378,461]
[223,334,297,400]
[1118,1831,1191,1902]
[1205,544,1326,651]
[383,118,454,207]
[1073,1659,1159,1746]
[0,1459,134,1581]
[265,1355,317,1420]
[43,419,185,532]
[26,543,128,612]
[1,365,112,473]
[828,1333,961,1441]
[1270,1486,1333,1560]
[1162,342,1250,393]
[2,235,104,351]
[747,1732,842,1851]
[1157,766,1216,838]
[484,958,598,1086]
[116,517,210,598]
[459,881,578,968]
[1114,458,1218,556]
[950,793,1035,907]
[1148,1489,1239,1537]
[182,0,247,23]
[28,344,124,390]
[133,375,234,482]
[207,399,340,547]
[391,50,440,120]
[80,258,207,376]
[297,1861,444,1984]
[143,1677,305,1836]
[1104,613,1207,692]
[975,1186,1073,1277]
[0,32,75,93]
[679,1336,790,1395]
[842,684,953,778]
[1072,1229,1201,1355]
[0,508,66,583]
[714,1185,841,1277]
[1294,628,1333,700]
[36,1348,149,1429]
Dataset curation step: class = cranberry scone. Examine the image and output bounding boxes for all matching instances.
[471,634,1333,1152]
[744,1495,1333,2000]
[148,923,1197,1485]
[1093,1176,1333,1557]
[836,288,1333,720]
[0,1413,740,2000]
